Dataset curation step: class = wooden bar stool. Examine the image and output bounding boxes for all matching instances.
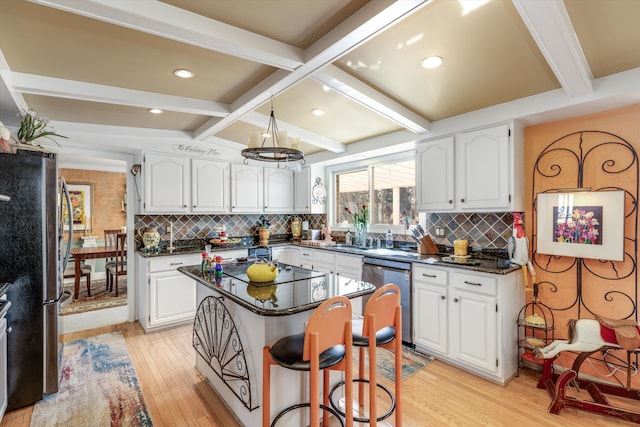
[263,296,354,427]
[329,283,402,425]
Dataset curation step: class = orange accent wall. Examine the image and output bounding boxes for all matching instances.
[524,104,640,382]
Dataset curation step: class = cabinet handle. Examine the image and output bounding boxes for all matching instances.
[464,280,482,286]
[440,295,445,300]
[193,205,196,208]
[460,198,465,203]
[170,262,183,266]
[454,297,459,303]
[183,204,187,208]
[422,273,436,278]
[448,200,453,204]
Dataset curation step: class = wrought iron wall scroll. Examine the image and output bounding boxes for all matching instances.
[532,130,638,321]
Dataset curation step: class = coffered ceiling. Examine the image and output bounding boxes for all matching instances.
[0,0,639,164]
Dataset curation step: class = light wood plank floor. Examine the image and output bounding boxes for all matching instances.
[2,321,634,426]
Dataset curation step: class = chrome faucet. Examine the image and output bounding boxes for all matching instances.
[368,236,374,248]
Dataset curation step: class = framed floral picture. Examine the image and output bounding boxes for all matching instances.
[66,183,93,231]
[536,190,625,261]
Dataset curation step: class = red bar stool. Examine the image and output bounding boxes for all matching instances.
[263,296,354,427]
[329,283,402,425]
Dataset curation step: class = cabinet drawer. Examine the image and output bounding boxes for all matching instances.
[148,253,202,273]
[336,253,362,269]
[413,264,447,286]
[300,248,313,262]
[313,249,335,265]
[452,272,496,296]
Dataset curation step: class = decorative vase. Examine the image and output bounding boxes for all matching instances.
[259,228,270,246]
[141,227,161,249]
[354,221,367,248]
[291,217,302,240]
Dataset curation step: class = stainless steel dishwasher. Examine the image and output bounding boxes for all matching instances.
[361,257,412,346]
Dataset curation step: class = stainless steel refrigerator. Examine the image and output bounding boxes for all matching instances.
[0,149,63,410]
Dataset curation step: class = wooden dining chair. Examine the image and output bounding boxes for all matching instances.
[106,233,127,296]
[104,229,121,289]
[63,257,92,299]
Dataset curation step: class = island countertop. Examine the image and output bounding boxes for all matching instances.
[178,261,375,317]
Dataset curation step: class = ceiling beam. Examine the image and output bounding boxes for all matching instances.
[313,66,431,134]
[194,0,431,141]
[10,72,230,116]
[28,0,304,70]
[512,0,593,97]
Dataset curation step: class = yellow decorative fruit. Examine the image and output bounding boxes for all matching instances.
[246,262,278,282]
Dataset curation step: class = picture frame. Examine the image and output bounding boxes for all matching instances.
[536,190,625,261]
[66,183,93,231]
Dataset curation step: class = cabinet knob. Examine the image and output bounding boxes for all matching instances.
[448,200,453,204]
[460,198,465,203]
[454,298,459,303]
[193,205,196,208]
[183,204,187,208]
[440,295,445,300]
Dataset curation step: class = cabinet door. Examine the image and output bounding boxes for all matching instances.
[274,246,300,267]
[149,271,197,327]
[416,136,455,211]
[264,167,293,212]
[144,154,189,213]
[456,124,510,210]
[191,159,229,213]
[450,290,497,373]
[414,282,448,353]
[231,164,263,213]
[293,167,310,213]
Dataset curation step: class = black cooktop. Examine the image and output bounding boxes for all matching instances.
[223,262,326,285]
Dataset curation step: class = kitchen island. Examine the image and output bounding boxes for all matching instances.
[178,262,375,427]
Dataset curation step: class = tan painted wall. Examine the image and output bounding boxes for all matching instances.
[60,169,126,242]
[524,104,640,381]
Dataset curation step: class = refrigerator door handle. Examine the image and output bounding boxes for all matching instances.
[0,194,9,202]
[60,178,72,272]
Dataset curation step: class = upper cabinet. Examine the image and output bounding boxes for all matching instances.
[231,163,263,213]
[144,154,189,214]
[416,123,522,212]
[263,167,293,213]
[191,159,229,213]
[144,153,229,214]
[293,167,310,213]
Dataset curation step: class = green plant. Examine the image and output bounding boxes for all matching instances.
[14,109,67,146]
[345,204,368,224]
[257,215,271,228]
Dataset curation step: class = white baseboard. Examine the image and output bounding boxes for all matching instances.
[59,305,129,334]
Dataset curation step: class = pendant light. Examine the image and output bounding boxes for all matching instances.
[242,96,305,165]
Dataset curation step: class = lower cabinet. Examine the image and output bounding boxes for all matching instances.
[137,253,200,332]
[413,263,523,384]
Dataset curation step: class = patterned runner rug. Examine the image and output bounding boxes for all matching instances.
[61,278,127,315]
[359,346,434,381]
[30,332,153,427]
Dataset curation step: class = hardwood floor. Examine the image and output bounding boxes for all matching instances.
[2,321,633,426]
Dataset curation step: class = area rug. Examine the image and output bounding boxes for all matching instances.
[61,278,127,316]
[357,346,434,382]
[30,332,153,427]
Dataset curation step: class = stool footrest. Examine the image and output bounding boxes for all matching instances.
[271,402,345,427]
[328,379,396,423]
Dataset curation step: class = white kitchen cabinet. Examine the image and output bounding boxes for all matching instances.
[263,168,293,212]
[334,253,362,280]
[416,136,455,211]
[412,263,522,384]
[293,167,310,213]
[273,246,300,267]
[456,124,511,211]
[312,250,335,274]
[231,164,263,213]
[191,159,229,213]
[144,153,189,213]
[137,253,200,332]
[416,123,522,212]
[299,248,313,269]
[144,153,230,214]
[413,265,448,354]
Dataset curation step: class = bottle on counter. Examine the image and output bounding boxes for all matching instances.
[201,252,208,273]
[215,256,223,279]
[386,229,393,248]
[345,229,352,246]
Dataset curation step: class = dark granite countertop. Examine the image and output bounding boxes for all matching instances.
[179,262,375,317]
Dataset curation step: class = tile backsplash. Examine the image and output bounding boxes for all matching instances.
[425,211,516,250]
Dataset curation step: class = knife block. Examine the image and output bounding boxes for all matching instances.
[418,235,439,255]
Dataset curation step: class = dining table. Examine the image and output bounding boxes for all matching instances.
[69,244,118,299]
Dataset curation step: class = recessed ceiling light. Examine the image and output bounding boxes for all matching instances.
[173,69,194,79]
[311,108,325,116]
[421,56,443,69]
[149,109,163,114]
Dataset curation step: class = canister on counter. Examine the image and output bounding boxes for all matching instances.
[453,239,469,256]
